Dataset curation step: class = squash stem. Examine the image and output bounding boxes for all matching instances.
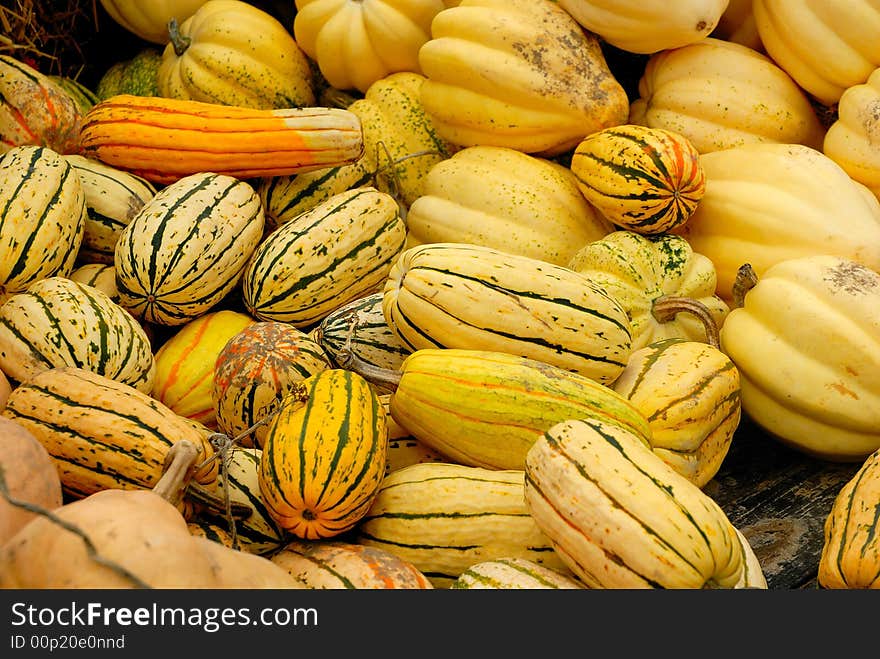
[731,263,759,309]
[334,312,402,389]
[651,295,720,349]
[167,18,191,57]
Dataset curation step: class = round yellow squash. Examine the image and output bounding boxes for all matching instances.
[98,0,209,44]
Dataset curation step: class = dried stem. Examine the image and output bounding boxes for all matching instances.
[651,295,721,349]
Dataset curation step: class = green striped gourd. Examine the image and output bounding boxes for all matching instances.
[0,145,85,303]
[212,321,332,449]
[356,462,572,588]
[67,263,119,302]
[734,527,768,589]
[451,557,585,589]
[569,124,706,235]
[95,48,162,100]
[0,276,155,392]
[0,366,218,500]
[270,539,434,589]
[114,172,264,326]
[63,154,157,264]
[48,75,99,114]
[242,186,406,327]
[382,242,633,386]
[524,417,745,589]
[311,291,411,374]
[345,347,651,471]
[567,231,729,351]
[259,368,387,540]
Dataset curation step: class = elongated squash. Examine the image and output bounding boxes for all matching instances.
[451,557,585,589]
[78,94,365,185]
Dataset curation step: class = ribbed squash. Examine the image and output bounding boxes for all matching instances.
[270,539,434,589]
[158,0,315,109]
[293,0,444,94]
[613,338,741,489]
[628,38,825,154]
[96,48,163,100]
[382,242,633,385]
[818,447,880,589]
[258,368,388,540]
[566,231,729,351]
[212,321,332,449]
[404,145,612,265]
[67,263,119,302]
[0,276,156,392]
[417,0,629,156]
[356,462,572,588]
[0,55,83,155]
[719,255,880,462]
[258,71,456,229]
[557,0,728,54]
[0,145,86,303]
[712,0,763,52]
[675,143,880,302]
[151,309,256,428]
[97,0,209,44]
[524,417,745,589]
[345,347,652,471]
[78,94,365,185]
[753,0,880,106]
[114,172,264,326]
[63,154,157,265]
[569,125,706,235]
[242,187,406,327]
[451,558,585,589]
[0,366,218,500]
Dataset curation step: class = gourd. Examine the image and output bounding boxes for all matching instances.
[78,94,365,185]
[822,67,880,200]
[96,48,163,100]
[0,55,83,155]
[382,242,633,385]
[0,417,63,546]
[628,38,825,154]
[378,393,445,476]
[417,0,630,156]
[451,558,585,589]
[0,146,86,304]
[556,0,728,54]
[151,309,256,428]
[569,125,705,235]
[753,0,880,106]
[524,417,745,588]
[293,0,445,94]
[0,440,305,588]
[67,263,119,302]
[566,231,729,351]
[675,143,880,302]
[404,145,612,265]
[242,187,406,328]
[158,0,315,110]
[712,0,763,52]
[212,321,332,449]
[48,75,98,114]
[0,276,156,393]
[719,256,880,462]
[97,0,210,44]
[258,368,388,540]
[114,172,265,326]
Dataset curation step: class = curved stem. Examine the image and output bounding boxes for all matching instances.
[651,295,721,349]
[731,263,759,309]
[167,18,191,57]
[334,312,402,389]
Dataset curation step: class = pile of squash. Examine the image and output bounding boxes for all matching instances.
[1,0,879,590]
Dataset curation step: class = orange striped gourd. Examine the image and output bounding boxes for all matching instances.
[258,368,387,540]
[570,124,705,235]
[77,94,365,185]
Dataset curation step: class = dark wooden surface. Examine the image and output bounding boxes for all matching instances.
[704,416,861,589]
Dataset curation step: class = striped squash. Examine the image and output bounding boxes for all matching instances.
[212,321,332,449]
[114,172,264,326]
[0,276,156,392]
[258,368,388,540]
[0,145,86,303]
[356,462,572,588]
[48,75,99,114]
[613,337,741,489]
[311,292,411,374]
[67,263,119,302]
[569,124,706,235]
[63,154,157,264]
[382,242,633,386]
[270,539,434,589]
[0,366,218,500]
[379,393,445,477]
[524,417,745,589]
[78,94,364,185]
[451,558,585,589]
[242,187,406,327]
[351,348,651,471]
[152,309,256,428]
